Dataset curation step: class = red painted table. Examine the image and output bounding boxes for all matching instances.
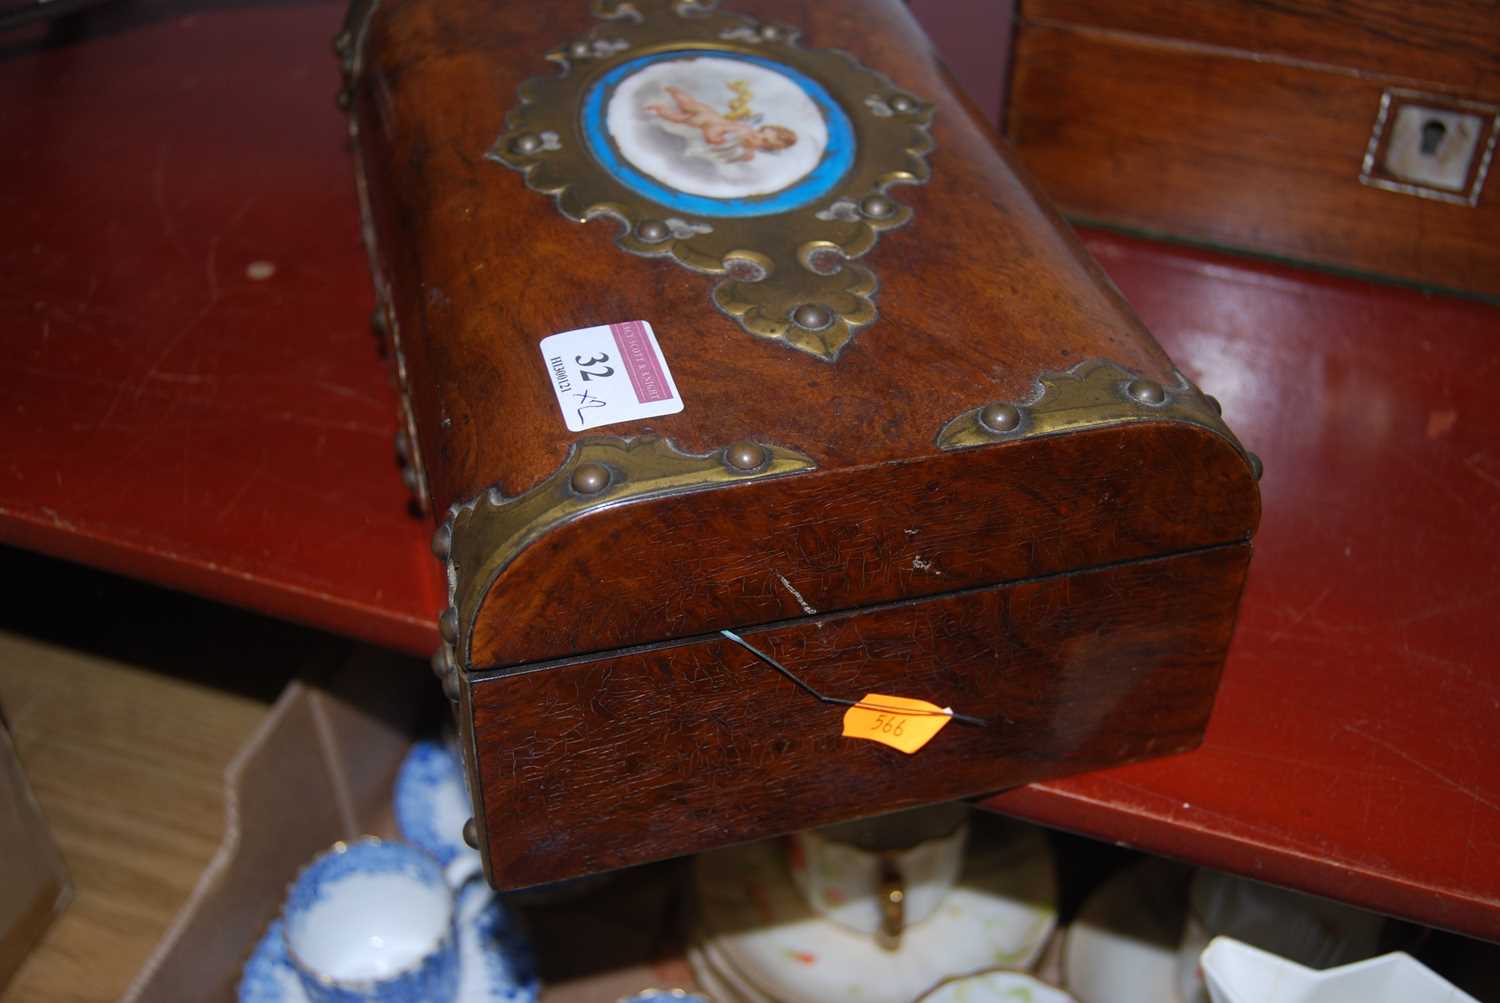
[3,0,1497,941]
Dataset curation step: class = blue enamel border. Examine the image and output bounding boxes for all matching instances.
[581,49,855,219]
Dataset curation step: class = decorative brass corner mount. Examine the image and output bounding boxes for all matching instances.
[937,358,1259,472]
[435,435,816,668]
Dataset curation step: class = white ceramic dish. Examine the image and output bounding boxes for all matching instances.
[1201,937,1479,1003]
[687,935,773,1003]
[692,824,1058,1003]
[1062,858,1189,1003]
[918,968,1078,1003]
[685,941,742,1003]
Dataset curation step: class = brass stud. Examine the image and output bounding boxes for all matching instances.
[1248,452,1264,481]
[726,258,767,281]
[332,30,352,56]
[792,304,833,330]
[395,428,411,461]
[371,306,388,337]
[806,248,843,275]
[462,818,478,848]
[725,442,768,471]
[979,403,1022,434]
[1126,379,1166,406]
[889,94,915,113]
[1205,394,1222,415]
[511,133,542,156]
[636,219,670,243]
[400,465,421,492]
[760,24,781,40]
[570,462,611,495]
[570,41,590,58]
[430,645,452,678]
[859,194,895,219]
[431,522,452,560]
[335,88,352,111]
[442,670,460,703]
[438,607,459,644]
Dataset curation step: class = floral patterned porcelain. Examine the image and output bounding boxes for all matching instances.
[240,894,537,1003]
[394,741,473,867]
[239,839,537,1003]
[691,824,1057,1003]
[687,933,776,1003]
[394,740,609,906]
[789,820,967,938]
[280,839,461,1002]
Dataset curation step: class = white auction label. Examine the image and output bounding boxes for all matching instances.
[539,320,684,431]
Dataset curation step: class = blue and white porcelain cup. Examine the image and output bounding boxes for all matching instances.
[281,838,487,1003]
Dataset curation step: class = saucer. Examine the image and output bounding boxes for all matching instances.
[686,935,772,1003]
[394,740,473,866]
[692,823,1057,1003]
[239,892,539,1003]
[1062,858,1188,1003]
[394,740,611,905]
[918,968,1078,1003]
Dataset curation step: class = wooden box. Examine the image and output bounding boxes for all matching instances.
[338,0,1262,889]
[1006,1,1500,297]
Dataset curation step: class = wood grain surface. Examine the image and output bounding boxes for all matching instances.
[469,544,1251,888]
[1008,5,1500,295]
[1023,0,1500,91]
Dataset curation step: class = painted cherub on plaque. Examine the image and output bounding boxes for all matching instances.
[585,50,855,217]
[646,83,797,164]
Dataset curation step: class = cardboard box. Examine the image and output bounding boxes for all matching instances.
[0,715,71,993]
[121,650,696,1002]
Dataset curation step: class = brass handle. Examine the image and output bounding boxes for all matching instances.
[876,855,905,952]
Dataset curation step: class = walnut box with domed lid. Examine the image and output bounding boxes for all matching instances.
[336,0,1262,889]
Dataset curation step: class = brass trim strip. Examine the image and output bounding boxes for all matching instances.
[443,435,816,668]
[936,358,1254,470]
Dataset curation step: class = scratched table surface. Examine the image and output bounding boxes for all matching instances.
[3,0,1498,942]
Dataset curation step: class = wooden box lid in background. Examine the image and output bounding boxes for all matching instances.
[1006,0,1500,297]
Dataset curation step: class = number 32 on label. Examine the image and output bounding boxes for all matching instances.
[841,693,953,754]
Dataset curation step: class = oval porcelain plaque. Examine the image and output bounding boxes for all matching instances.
[584,50,855,218]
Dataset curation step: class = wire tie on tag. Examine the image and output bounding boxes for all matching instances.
[719,629,989,727]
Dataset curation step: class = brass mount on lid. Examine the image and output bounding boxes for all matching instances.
[488,0,936,361]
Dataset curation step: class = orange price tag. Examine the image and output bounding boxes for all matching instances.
[841,693,953,754]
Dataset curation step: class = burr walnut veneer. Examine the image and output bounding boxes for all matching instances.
[344,0,1260,888]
